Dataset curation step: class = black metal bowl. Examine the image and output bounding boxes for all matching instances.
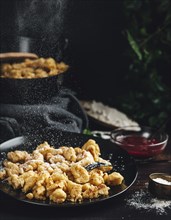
[0,35,69,104]
[0,73,66,104]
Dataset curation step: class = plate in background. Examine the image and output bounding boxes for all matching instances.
[80,100,139,129]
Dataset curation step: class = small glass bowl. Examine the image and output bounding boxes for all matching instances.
[148,173,171,199]
[110,126,168,158]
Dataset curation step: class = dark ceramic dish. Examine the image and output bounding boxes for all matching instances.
[0,130,138,207]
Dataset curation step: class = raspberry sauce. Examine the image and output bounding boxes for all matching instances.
[116,135,166,158]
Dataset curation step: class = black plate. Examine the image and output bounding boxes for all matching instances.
[0,130,138,207]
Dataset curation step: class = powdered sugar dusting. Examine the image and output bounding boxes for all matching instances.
[153,177,171,185]
[126,189,171,215]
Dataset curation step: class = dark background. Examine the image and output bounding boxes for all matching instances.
[0,0,127,104]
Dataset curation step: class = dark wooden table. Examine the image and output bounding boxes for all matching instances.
[0,130,170,220]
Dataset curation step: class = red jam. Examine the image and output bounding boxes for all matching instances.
[116,135,166,158]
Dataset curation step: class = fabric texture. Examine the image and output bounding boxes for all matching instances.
[0,88,88,143]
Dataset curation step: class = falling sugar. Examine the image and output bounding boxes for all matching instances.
[16,0,68,39]
[15,0,68,59]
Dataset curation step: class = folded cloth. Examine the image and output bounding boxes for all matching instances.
[0,88,88,143]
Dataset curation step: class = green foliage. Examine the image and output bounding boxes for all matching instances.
[83,128,92,135]
[119,0,171,128]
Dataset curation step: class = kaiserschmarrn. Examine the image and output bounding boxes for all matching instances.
[0,57,69,79]
[0,139,124,203]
